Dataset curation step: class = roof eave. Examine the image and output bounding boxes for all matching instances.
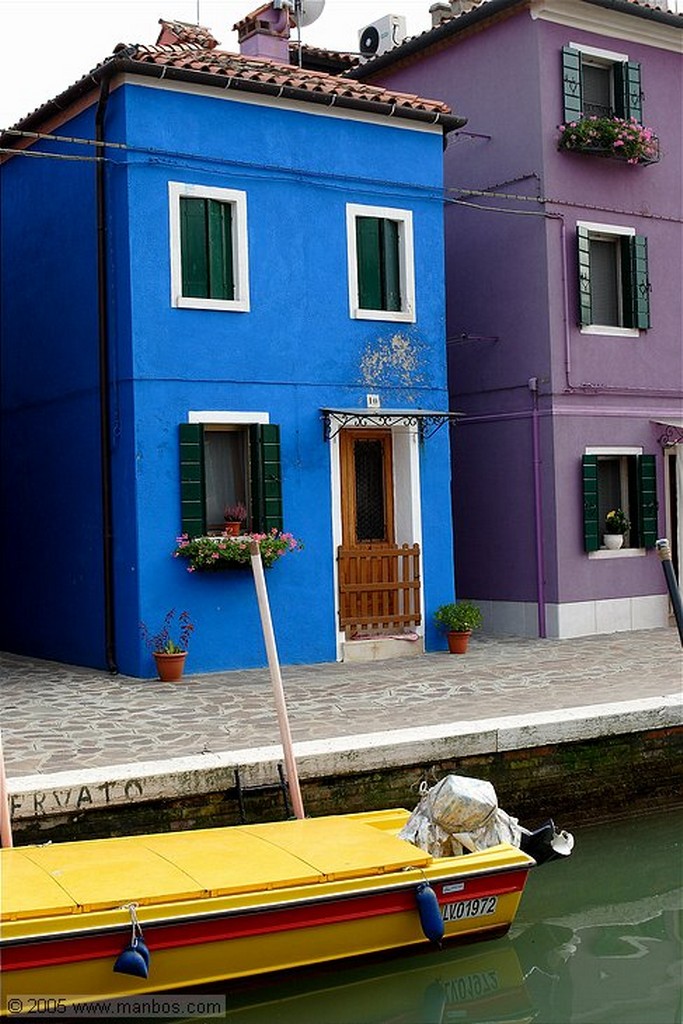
[4,53,466,141]
[584,0,683,28]
[349,0,682,81]
[349,0,526,80]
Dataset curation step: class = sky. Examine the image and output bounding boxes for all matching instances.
[1,0,680,130]
[0,0,443,129]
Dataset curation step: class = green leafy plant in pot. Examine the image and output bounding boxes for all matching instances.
[140,608,195,681]
[434,601,483,654]
[604,508,630,550]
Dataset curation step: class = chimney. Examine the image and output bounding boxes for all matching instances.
[429,3,452,28]
[233,2,292,63]
[156,19,218,49]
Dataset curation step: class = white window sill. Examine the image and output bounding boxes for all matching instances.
[588,547,646,559]
[350,307,416,323]
[580,325,640,337]
[173,296,250,313]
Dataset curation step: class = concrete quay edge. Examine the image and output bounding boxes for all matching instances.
[8,694,682,822]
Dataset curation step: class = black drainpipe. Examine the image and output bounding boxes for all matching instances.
[95,75,118,674]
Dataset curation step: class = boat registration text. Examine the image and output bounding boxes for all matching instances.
[441,896,498,922]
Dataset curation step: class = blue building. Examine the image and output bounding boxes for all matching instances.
[0,11,464,676]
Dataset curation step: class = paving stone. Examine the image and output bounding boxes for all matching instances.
[0,629,681,778]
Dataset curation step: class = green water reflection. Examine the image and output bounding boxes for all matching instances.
[215,811,683,1024]
[185,809,683,1024]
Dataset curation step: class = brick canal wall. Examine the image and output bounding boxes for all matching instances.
[9,723,682,844]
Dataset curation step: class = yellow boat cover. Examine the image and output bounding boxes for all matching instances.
[2,813,431,920]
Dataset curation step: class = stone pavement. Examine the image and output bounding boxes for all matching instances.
[2,628,681,779]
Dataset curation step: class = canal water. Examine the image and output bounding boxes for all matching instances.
[208,808,682,1024]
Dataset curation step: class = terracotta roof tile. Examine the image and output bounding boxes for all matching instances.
[127,42,453,117]
[293,43,359,68]
[624,0,682,12]
[232,2,277,33]
[156,19,219,49]
[3,25,463,135]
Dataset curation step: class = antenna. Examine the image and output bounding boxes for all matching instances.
[291,0,326,28]
[288,0,325,67]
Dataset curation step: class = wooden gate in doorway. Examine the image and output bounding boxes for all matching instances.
[338,429,421,636]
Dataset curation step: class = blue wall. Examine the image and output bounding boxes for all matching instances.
[1,80,455,675]
[0,108,105,664]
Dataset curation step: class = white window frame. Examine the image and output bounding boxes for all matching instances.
[188,411,269,425]
[346,203,416,323]
[169,182,250,312]
[585,446,646,559]
[578,221,640,337]
[187,411,269,535]
[568,43,631,121]
[569,42,629,65]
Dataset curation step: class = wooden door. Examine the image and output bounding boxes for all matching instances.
[338,430,421,635]
[340,429,395,548]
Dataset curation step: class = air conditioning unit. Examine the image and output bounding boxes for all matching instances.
[358,14,407,60]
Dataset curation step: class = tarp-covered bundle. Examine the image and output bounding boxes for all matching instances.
[399,775,522,857]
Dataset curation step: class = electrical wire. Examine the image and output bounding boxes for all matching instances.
[2,129,681,224]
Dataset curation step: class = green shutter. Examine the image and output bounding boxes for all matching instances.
[381,219,401,312]
[636,454,657,549]
[631,235,650,329]
[621,235,650,330]
[620,61,643,122]
[180,198,209,298]
[250,424,283,533]
[577,226,592,326]
[582,455,600,552]
[180,423,206,538]
[356,217,383,310]
[207,199,234,301]
[562,46,583,122]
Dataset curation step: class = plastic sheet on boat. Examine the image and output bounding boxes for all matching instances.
[398,775,522,857]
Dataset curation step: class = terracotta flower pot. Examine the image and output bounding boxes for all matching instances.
[447,630,472,654]
[153,651,188,682]
[223,522,241,536]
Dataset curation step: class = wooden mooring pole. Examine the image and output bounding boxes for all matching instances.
[249,540,305,818]
[656,539,683,646]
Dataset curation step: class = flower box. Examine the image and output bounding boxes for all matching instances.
[566,141,660,166]
[174,531,303,572]
[558,116,660,166]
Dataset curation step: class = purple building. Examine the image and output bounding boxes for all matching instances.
[353,0,683,638]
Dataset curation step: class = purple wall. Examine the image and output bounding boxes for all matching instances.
[369,3,682,634]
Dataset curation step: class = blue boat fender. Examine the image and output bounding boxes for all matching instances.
[114,903,151,978]
[416,882,444,946]
[113,939,149,979]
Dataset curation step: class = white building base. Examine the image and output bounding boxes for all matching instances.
[342,635,424,662]
[477,596,670,639]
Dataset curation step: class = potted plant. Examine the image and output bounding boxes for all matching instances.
[140,609,195,681]
[434,601,483,654]
[223,502,248,536]
[604,509,630,550]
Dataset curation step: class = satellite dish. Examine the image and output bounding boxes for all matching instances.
[291,0,326,28]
